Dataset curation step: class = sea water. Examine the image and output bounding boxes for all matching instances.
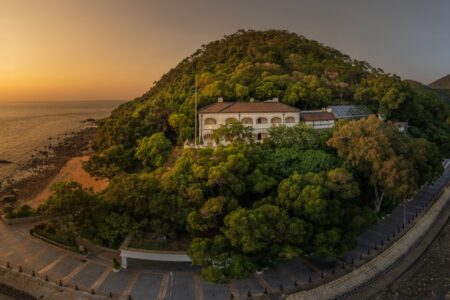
[0,100,123,183]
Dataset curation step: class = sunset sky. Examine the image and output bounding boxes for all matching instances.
[1,0,450,102]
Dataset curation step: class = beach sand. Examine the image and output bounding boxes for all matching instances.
[24,155,108,208]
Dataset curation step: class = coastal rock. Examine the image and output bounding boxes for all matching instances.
[0,159,12,164]
[81,118,96,123]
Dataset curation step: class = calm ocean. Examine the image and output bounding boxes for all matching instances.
[0,100,123,183]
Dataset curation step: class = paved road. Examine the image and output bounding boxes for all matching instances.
[0,160,448,300]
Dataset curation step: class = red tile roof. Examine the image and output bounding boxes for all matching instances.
[199,102,300,113]
[301,111,336,121]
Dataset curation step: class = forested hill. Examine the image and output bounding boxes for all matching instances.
[96,30,450,155]
[407,80,450,104]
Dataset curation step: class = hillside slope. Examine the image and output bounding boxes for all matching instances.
[96,30,450,155]
[429,74,450,90]
[407,80,450,104]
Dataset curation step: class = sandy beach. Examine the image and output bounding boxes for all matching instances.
[1,126,109,210]
[24,155,108,208]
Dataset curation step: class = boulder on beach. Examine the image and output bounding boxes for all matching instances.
[82,118,96,123]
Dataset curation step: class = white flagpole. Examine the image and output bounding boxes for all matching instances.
[194,73,198,148]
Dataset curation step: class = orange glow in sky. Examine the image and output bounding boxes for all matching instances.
[0,1,183,101]
[1,0,449,101]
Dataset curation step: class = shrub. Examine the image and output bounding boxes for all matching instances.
[32,221,77,248]
[3,204,36,219]
[2,205,14,215]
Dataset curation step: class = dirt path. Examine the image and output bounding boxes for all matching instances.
[23,155,108,208]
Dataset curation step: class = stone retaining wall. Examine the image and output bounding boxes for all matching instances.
[119,235,191,268]
[30,231,78,253]
[76,237,120,256]
[0,266,108,300]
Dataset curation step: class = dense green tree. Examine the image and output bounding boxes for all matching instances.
[401,137,443,186]
[354,74,412,116]
[83,145,138,178]
[267,123,330,150]
[96,212,139,248]
[223,205,288,254]
[313,227,352,258]
[212,121,254,145]
[168,113,193,142]
[276,170,357,226]
[38,182,98,226]
[135,132,172,168]
[187,236,256,282]
[327,116,441,212]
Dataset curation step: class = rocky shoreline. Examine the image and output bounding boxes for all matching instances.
[375,218,450,299]
[0,124,98,206]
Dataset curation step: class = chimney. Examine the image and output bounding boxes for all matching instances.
[217,97,223,103]
[272,98,279,102]
[249,98,254,102]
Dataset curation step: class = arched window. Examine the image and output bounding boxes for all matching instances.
[257,117,268,124]
[204,133,213,141]
[225,118,238,124]
[204,118,217,125]
[241,118,253,125]
[271,117,282,124]
[285,117,295,123]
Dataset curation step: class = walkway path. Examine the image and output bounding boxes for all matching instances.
[0,161,448,300]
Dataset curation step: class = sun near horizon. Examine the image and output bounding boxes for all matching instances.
[1,0,450,102]
[0,1,178,102]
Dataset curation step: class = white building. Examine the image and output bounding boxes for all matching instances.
[393,121,408,133]
[197,100,375,147]
[198,98,300,146]
[300,110,336,129]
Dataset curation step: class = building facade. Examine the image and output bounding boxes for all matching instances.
[197,99,373,147]
[198,98,300,146]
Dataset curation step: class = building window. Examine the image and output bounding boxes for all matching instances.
[257,117,268,124]
[204,133,213,141]
[225,118,238,124]
[285,117,295,123]
[241,118,253,125]
[271,117,282,125]
[204,118,217,125]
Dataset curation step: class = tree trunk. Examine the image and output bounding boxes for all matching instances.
[373,185,385,213]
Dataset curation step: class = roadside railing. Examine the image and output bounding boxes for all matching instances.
[0,258,132,300]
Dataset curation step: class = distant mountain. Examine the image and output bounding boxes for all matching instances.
[407,79,450,103]
[429,74,450,90]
